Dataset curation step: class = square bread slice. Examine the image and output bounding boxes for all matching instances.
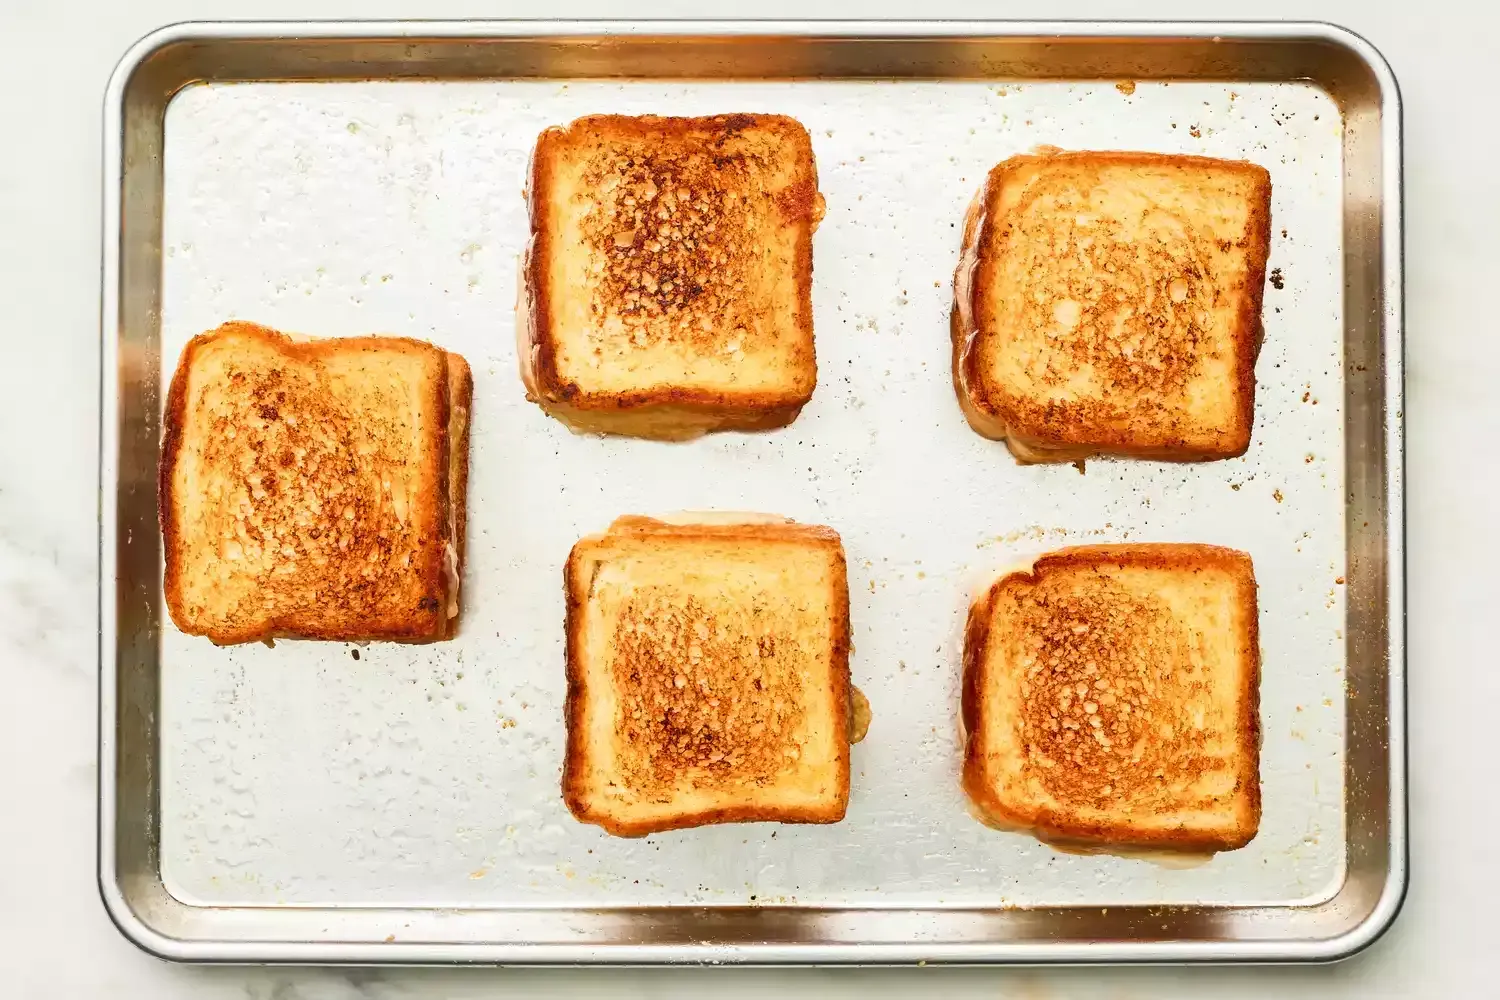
[563,514,857,836]
[521,114,824,441]
[160,321,472,645]
[962,544,1261,854]
[953,150,1272,463]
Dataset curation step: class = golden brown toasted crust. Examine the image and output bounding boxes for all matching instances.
[961,544,1261,853]
[159,321,469,645]
[522,114,822,440]
[953,150,1271,463]
[443,353,473,636]
[562,515,851,836]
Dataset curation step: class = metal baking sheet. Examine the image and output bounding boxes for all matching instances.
[100,21,1405,964]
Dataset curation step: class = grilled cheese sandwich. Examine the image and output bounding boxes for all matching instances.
[953,150,1272,463]
[159,321,472,644]
[962,543,1261,854]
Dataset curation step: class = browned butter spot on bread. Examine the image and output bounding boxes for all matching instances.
[610,589,808,793]
[1000,170,1215,415]
[193,357,416,614]
[1014,576,1209,809]
[584,148,759,349]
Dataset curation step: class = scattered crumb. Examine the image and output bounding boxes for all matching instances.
[1171,122,1178,129]
[1302,391,1311,402]
[384,935,395,943]
[1305,454,1314,463]
[1273,490,1284,503]
[1280,228,1288,239]
[976,524,1115,548]
[1335,576,1345,585]
[1270,268,1285,290]
[1115,80,1137,95]
[1230,483,1242,491]
[350,648,360,660]
[1189,124,1202,138]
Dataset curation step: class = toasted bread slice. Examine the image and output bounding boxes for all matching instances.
[159,321,472,645]
[521,114,823,441]
[953,150,1271,463]
[563,514,858,836]
[962,544,1261,854]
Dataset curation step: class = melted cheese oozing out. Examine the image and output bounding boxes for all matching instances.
[965,801,1217,869]
[847,686,872,745]
[443,542,459,620]
[601,513,868,749]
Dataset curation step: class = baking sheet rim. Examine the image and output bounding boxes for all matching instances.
[98,18,1406,964]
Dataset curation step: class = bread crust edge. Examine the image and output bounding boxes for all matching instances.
[159,321,468,645]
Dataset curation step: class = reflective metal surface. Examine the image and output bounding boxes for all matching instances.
[100,20,1404,964]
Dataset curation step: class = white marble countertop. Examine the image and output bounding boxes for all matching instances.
[0,0,1490,995]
